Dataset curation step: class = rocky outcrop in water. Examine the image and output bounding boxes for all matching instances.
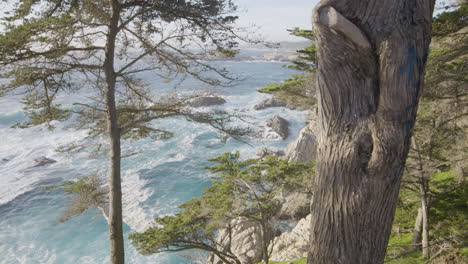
[31,157,57,168]
[263,52,300,62]
[208,111,316,263]
[266,116,289,140]
[189,96,226,107]
[284,124,317,163]
[254,97,287,110]
[0,158,9,166]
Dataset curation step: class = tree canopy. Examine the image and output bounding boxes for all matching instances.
[0,1,251,263]
[130,153,314,263]
[0,0,247,133]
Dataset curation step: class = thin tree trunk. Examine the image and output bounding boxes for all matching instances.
[238,178,271,264]
[412,206,423,250]
[308,1,435,263]
[104,0,124,263]
[412,136,431,259]
[261,221,270,264]
[420,189,430,259]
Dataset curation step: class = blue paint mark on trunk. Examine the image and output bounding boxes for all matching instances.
[400,44,421,113]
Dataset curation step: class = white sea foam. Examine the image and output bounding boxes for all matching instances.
[0,123,90,205]
[0,57,308,263]
[1,242,57,264]
[121,167,155,232]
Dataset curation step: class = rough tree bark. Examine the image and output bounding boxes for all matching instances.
[308,1,435,263]
[104,0,125,263]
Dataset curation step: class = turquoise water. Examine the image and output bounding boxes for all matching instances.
[0,54,308,264]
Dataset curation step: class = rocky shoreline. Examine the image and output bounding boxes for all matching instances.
[207,93,317,264]
[202,51,301,63]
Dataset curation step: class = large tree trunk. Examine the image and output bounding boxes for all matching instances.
[308,1,435,263]
[104,1,124,263]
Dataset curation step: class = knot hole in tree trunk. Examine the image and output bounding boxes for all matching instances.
[357,132,373,174]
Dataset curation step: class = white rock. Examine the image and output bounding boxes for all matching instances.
[211,218,264,264]
[285,124,316,163]
[269,214,311,261]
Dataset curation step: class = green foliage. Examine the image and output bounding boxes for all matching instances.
[424,5,467,100]
[386,246,468,264]
[130,153,314,258]
[0,14,78,64]
[432,4,468,36]
[46,175,108,223]
[460,246,468,257]
[129,199,209,255]
[388,233,414,246]
[283,28,316,72]
[0,0,246,137]
[391,6,468,261]
[386,251,426,264]
[122,127,174,141]
[393,189,419,230]
[216,47,240,58]
[287,28,313,40]
[128,185,227,255]
[12,92,71,129]
[285,45,317,72]
[257,28,316,110]
[385,235,426,264]
[257,74,305,94]
[430,171,468,238]
[0,1,254,262]
[257,73,316,110]
[258,28,316,95]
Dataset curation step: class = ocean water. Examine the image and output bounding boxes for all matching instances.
[0,53,308,264]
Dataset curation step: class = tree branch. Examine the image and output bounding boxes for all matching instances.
[315,6,371,49]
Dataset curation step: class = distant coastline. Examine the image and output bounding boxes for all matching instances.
[241,40,312,51]
[203,46,307,62]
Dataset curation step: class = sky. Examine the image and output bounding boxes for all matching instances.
[234,0,456,42]
[234,0,320,42]
[0,0,458,42]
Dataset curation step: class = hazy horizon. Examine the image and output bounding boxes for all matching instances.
[235,0,457,42]
[235,0,319,42]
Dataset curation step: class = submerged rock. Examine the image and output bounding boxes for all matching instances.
[266,116,289,140]
[32,157,57,168]
[189,96,226,107]
[254,97,287,110]
[0,158,9,165]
